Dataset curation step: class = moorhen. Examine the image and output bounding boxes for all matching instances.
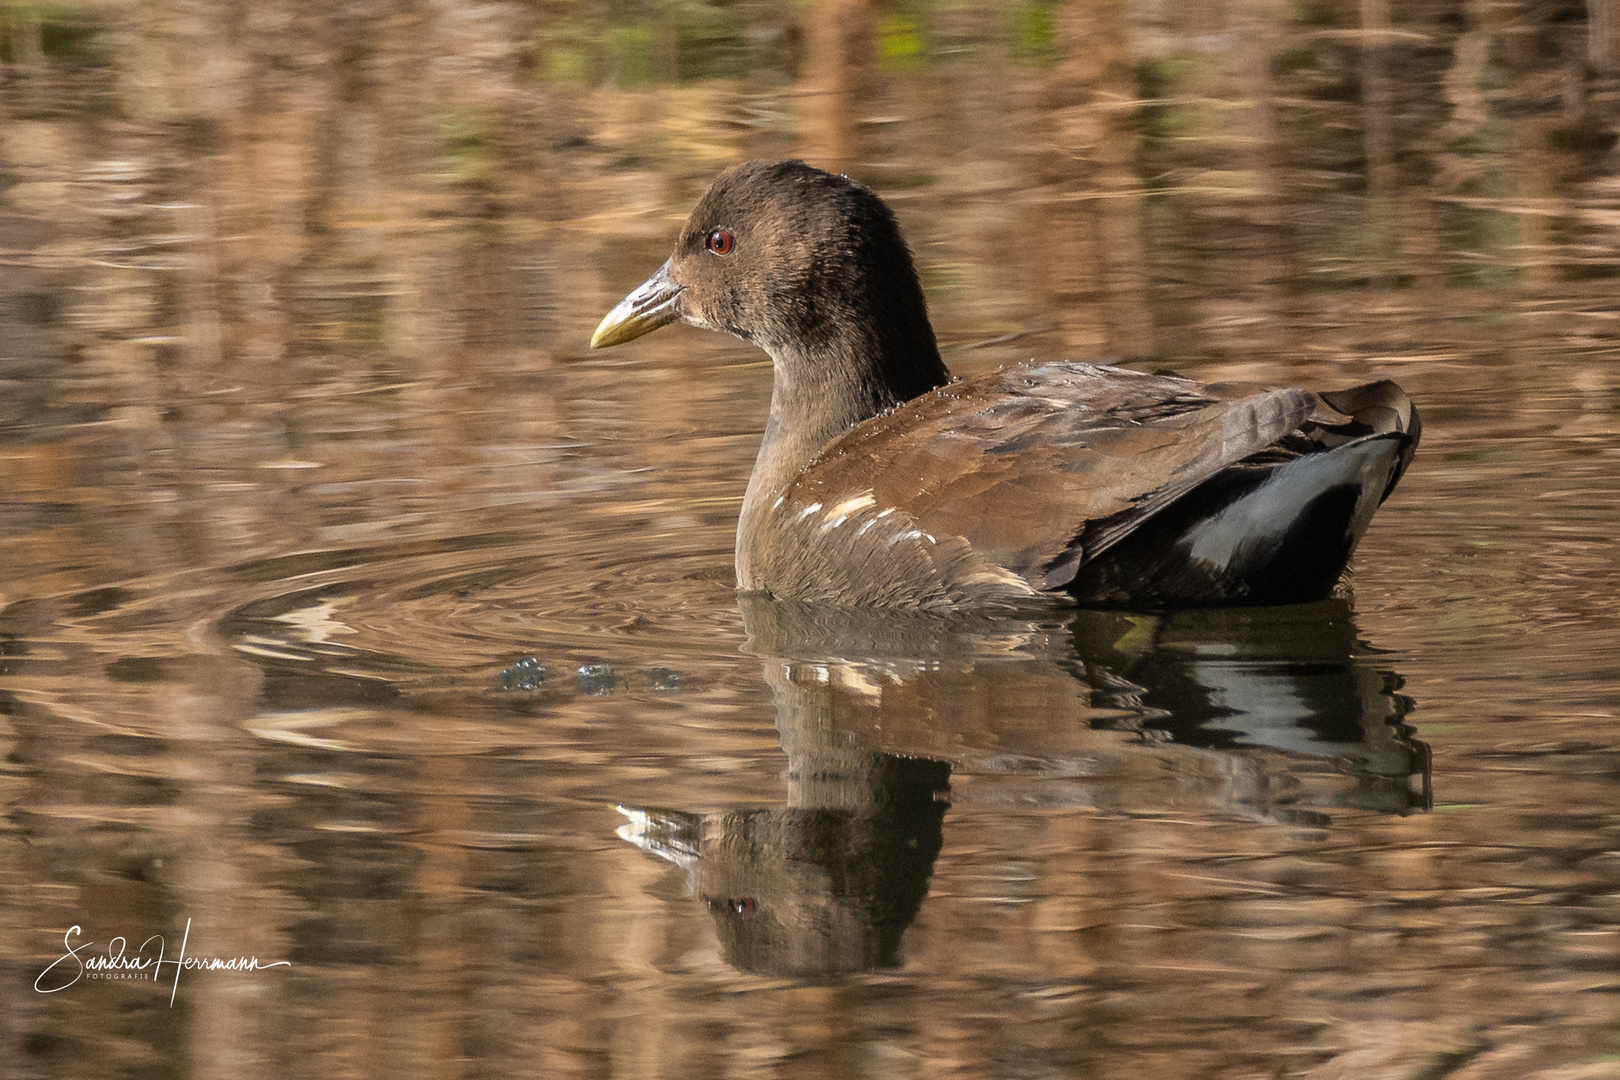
[592,159,1419,610]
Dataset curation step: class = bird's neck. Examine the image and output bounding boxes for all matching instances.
[737,324,948,590]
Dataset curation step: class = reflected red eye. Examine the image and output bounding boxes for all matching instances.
[730,897,756,916]
[706,228,735,256]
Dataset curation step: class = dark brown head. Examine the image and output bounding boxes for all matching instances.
[593,160,949,425]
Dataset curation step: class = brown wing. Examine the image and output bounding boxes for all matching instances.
[779,362,1312,601]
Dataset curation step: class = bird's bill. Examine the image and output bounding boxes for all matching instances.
[590,260,684,348]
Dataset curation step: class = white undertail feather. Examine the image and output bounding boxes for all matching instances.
[1184,436,1401,574]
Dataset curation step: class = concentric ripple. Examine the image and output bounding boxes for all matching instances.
[214,507,747,689]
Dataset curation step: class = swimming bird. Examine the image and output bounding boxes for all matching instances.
[591,159,1418,610]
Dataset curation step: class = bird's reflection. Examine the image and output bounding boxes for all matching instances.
[618,597,1429,976]
[618,752,948,976]
[1068,602,1429,815]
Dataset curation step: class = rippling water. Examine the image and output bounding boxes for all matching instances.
[4,1,1620,1077]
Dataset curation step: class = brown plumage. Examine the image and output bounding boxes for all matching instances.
[592,160,1419,610]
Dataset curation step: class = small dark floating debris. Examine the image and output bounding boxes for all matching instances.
[646,667,682,691]
[498,657,545,691]
[576,663,619,695]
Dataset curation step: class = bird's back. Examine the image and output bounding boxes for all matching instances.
[740,363,1417,609]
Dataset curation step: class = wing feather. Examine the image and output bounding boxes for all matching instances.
[778,363,1312,600]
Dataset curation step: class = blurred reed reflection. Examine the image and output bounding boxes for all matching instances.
[618,596,1428,976]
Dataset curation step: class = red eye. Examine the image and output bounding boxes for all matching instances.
[730,897,756,916]
[706,228,735,256]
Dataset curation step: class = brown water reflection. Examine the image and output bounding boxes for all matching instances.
[4,0,1620,1077]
